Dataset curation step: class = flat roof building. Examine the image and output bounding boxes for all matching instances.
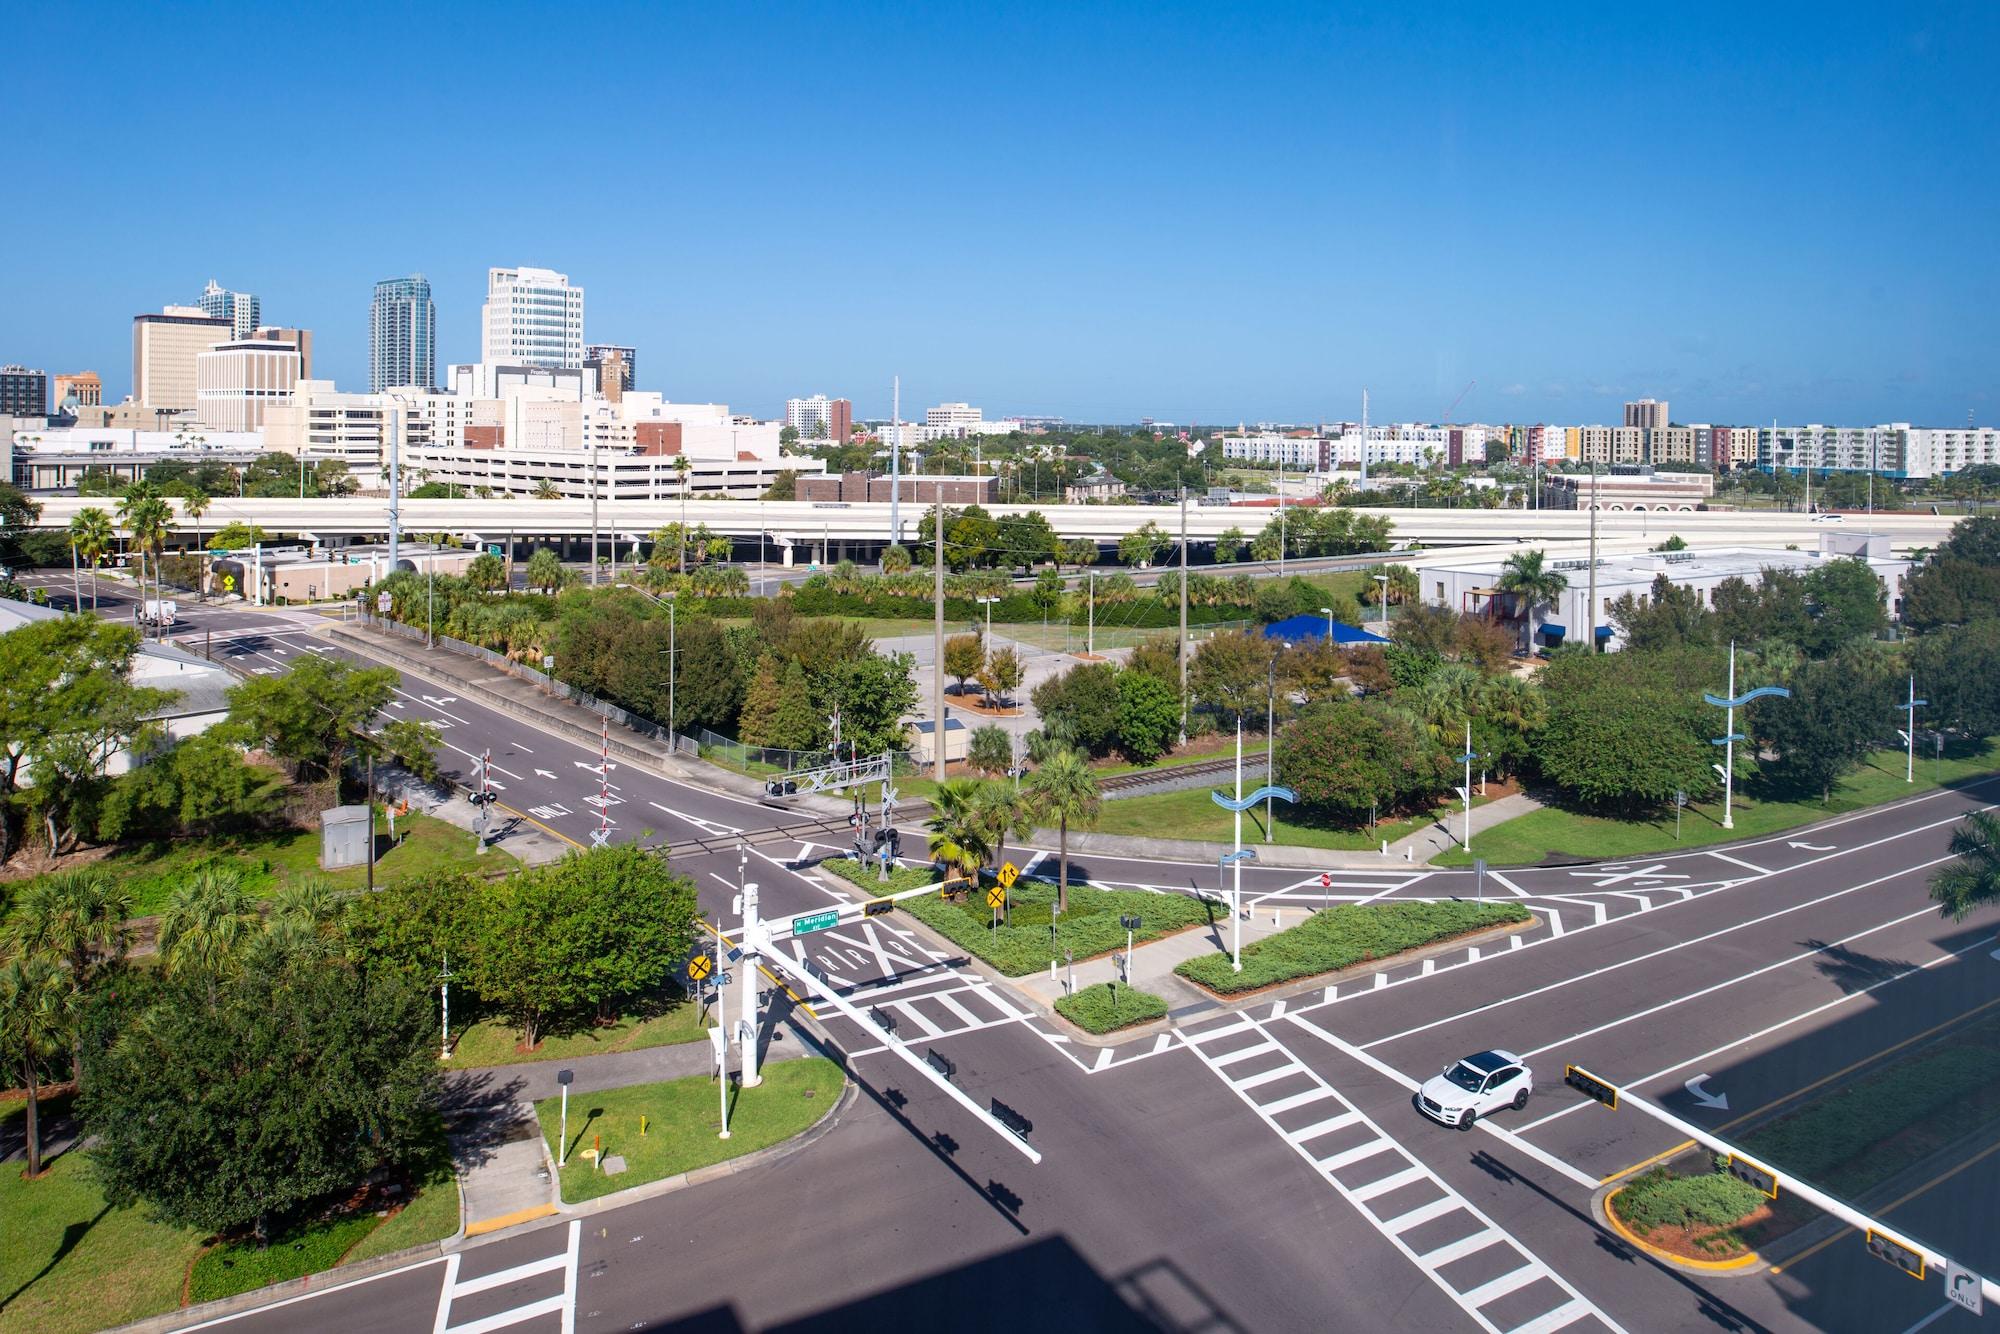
[134,309,231,410]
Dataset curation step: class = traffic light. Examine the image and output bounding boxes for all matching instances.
[863,901,895,917]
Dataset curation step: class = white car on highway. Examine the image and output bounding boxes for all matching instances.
[1417,1050,1532,1130]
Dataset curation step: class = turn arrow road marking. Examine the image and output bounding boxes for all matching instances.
[1684,1074,1729,1110]
[1788,840,1835,851]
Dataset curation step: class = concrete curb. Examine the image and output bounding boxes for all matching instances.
[109,1236,457,1334]
[1589,1181,1769,1276]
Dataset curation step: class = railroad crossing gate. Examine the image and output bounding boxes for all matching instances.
[997,861,1020,888]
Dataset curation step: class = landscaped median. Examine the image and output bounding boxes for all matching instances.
[820,857,1219,976]
[1053,982,1169,1035]
[1175,900,1532,995]
[534,1057,845,1204]
[1605,1165,1786,1264]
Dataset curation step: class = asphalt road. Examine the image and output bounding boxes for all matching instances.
[24,572,2000,1332]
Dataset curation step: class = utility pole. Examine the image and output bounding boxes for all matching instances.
[1087,569,1095,657]
[438,952,452,1062]
[1178,486,1189,746]
[387,410,401,572]
[890,376,903,546]
[714,919,730,1139]
[736,847,762,1088]
[933,498,946,782]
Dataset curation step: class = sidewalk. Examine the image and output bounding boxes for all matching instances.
[1384,791,1544,862]
[1012,905,1315,1015]
[375,767,571,867]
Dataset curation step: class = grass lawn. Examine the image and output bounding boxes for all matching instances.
[535,1057,844,1204]
[0,1096,458,1329]
[1434,739,2000,867]
[446,998,707,1069]
[0,1146,200,1334]
[85,810,514,916]
[1609,1167,1773,1258]
[1740,1014,2000,1199]
[822,858,1219,976]
[1177,900,1530,995]
[1054,982,1168,1034]
[1092,782,1485,851]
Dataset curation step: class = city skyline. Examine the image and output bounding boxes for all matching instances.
[5,4,1995,427]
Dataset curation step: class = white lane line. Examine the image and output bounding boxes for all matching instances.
[1360,847,1960,1052]
[448,1251,567,1297]
[1707,850,1769,875]
[430,1252,462,1334]
[447,1296,565,1334]
[1514,925,2000,1135]
[509,739,535,754]
[171,1253,452,1331]
[1487,869,1528,897]
[887,1000,944,1038]
[933,991,984,1029]
[1515,899,1948,1061]
[1286,1010,1600,1192]
[560,1216,579,1334]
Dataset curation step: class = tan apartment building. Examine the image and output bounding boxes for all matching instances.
[133,308,230,410]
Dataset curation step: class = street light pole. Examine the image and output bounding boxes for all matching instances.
[438,952,452,1061]
[1233,718,1244,971]
[1374,572,1389,639]
[1704,640,1791,830]
[1264,654,1277,844]
[1903,674,1929,783]
[714,918,730,1139]
[1457,722,1476,851]
[1319,604,1334,643]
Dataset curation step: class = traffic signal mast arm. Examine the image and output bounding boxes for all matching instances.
[1570,1067,1996,1306]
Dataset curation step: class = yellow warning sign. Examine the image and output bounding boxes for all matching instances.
[997,861,1020,889]
[986,885,1006,910]
[687,954,713,981]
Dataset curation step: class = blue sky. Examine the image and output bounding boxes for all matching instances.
[7,2,1996,427]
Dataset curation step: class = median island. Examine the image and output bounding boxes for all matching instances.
[1175,900,1532,995]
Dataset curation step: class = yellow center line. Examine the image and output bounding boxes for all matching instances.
[1769,1135,2000,1275]
[700,920,817,1018]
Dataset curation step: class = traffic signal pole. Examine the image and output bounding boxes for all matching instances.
[735,847,763,1088]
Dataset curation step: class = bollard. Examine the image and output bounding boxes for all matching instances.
[1404,847,1412,862]
[640,1115,647,1137]
[1381,839,1389,855]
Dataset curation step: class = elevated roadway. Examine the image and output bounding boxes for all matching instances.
[24,494,1958,554]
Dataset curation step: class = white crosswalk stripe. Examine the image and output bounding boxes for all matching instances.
[432,1219,578,1334]
[1177,1014,1622,1334]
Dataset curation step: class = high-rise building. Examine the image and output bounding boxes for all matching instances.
[52,371,102,408]
[481,266,583,370]
[195,338,302,431]
[133,308,231,410]
[0,366,49,417]
[248,327,312,379]
[584,344,636,391]
[785,393,853,441]
[1624,398,1669,430]
[370,275,436,392]
[198,280,262,340]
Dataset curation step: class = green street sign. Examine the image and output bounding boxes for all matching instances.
[792,910,840,936]
[487,544,503,558]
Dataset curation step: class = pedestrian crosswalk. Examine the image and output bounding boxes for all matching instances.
[431,1220,578,1334]
[1177,1015,1622,1334]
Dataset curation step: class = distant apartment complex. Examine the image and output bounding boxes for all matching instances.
[481,266,583,370]
[1624,398,1669,430]
[921,402,1010,440]
[785,394,852,441]
[370,275,436,391]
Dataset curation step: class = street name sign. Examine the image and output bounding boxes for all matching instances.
[792,910,840,936]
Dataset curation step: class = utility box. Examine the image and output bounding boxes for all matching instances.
[320,804,371,869]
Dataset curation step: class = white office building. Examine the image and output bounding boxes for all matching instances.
[195,338,302,432]
[786,394,840,439]
[480,266,584,370]
[198,280,261,340]
[1415,533,1910,651]
[919,402,1011,441]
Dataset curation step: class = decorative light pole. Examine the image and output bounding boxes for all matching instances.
[1373,572,1389,638]
[1211,718,1295,972]
[1898,675,1928,784]
[1456,722,1478,851]
[1703,641,1791,829]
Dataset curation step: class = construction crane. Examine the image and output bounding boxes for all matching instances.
[1443,379,1476,424]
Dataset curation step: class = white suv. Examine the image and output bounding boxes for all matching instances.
[1417,1050,1532,1130]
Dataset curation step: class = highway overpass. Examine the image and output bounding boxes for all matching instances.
[25,495,1959,558]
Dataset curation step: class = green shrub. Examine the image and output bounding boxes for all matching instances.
[187,1211,381,1304]
[892,876,1218,977]
[1175,900,1528,994]
[1054,982,1168,1034]
[1611,1168,1765,1236]
[820,857,941,897]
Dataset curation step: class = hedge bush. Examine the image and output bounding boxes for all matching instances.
[1611,1168,1766,1236]
[1175,900,1529,994]
[1054,982,1169,1034]
[820,857,942,897]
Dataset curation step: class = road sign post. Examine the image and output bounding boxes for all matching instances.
[1474,857,1487,903]
[556,1068,574,1166]
[1320,870,1332,914]
[1675,789,1687,841]
[987,883,1005,932]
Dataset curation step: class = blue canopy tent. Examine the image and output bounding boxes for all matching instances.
[1260,615,1391,646]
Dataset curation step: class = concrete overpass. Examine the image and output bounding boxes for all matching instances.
[25,495,1960,559]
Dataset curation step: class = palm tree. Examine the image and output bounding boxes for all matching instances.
[0,953,74,1177]
[1024,747,1101,915]
[672,455,693,572]
[1494,549,1569,650]
[182,489,211,598]
[117,483,173,625]
[3,868,132,1081]
[532,478,561,500]
[156,868,258,995]
[925,778,992,890]
[1932,811,2000,920]
[68,506,114,611]
[971,781,1036,878]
